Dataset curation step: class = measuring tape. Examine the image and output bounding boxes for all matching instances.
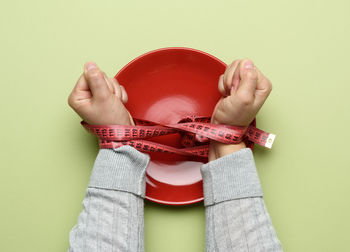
[81,116,276,158]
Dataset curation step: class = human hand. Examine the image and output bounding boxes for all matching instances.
[209,58,272,161]
[68,62,134,126]
[211,58,272,127]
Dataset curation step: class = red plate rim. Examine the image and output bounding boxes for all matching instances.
[114,47,227,79]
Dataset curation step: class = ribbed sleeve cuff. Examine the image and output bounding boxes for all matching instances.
[88,145,150,198]
[200,148,263,206]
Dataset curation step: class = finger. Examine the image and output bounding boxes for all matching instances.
[73,73,89,92]
[253,68,272,108]
[217,74,226,96]
[109,77,123,99]
[102,72,115,93]
[128,111,135,126]
[223,60,240,96]
[231,62,241,93]
[84,62,110,101]
[68,73,92,107]
[236,59,258,99]
[120,85,128,103]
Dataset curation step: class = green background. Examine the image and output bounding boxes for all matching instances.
[1,0,349,251]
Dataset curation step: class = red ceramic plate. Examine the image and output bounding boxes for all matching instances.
[115,47,227,205]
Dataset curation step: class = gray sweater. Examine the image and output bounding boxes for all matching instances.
[68,145,283,251]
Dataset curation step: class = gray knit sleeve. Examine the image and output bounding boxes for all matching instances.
[200,148,283,252]
[68,145,150,252]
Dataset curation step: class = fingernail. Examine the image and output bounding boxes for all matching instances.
[86,62,97,71]
[244,60,254,70]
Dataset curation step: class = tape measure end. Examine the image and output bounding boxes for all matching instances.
[265,134,276,149]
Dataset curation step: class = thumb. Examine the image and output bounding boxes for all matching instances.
[84,62,111,101]
[235,59,258,99]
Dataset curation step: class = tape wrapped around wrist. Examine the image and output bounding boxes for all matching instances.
[81,116,276,158]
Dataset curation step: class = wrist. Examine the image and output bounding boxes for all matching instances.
[208,140,246,162]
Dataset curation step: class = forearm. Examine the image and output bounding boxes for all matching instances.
[68,146,150,252]
[202,147,283,252]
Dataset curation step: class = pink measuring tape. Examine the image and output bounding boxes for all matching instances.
[81,116,275,157]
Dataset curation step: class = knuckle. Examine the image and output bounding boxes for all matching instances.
[267,84,272,93]
[267,79,273,91]
[67,94,76,108]
[230,59,240,66]
[261,88,271,97]
[226,59,240,71]
[262,79,273,94]
[111,77,119,85]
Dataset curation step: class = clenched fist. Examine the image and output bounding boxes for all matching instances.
[209,58,272,161]
[68,62,134,126]
[211,58,272,127]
